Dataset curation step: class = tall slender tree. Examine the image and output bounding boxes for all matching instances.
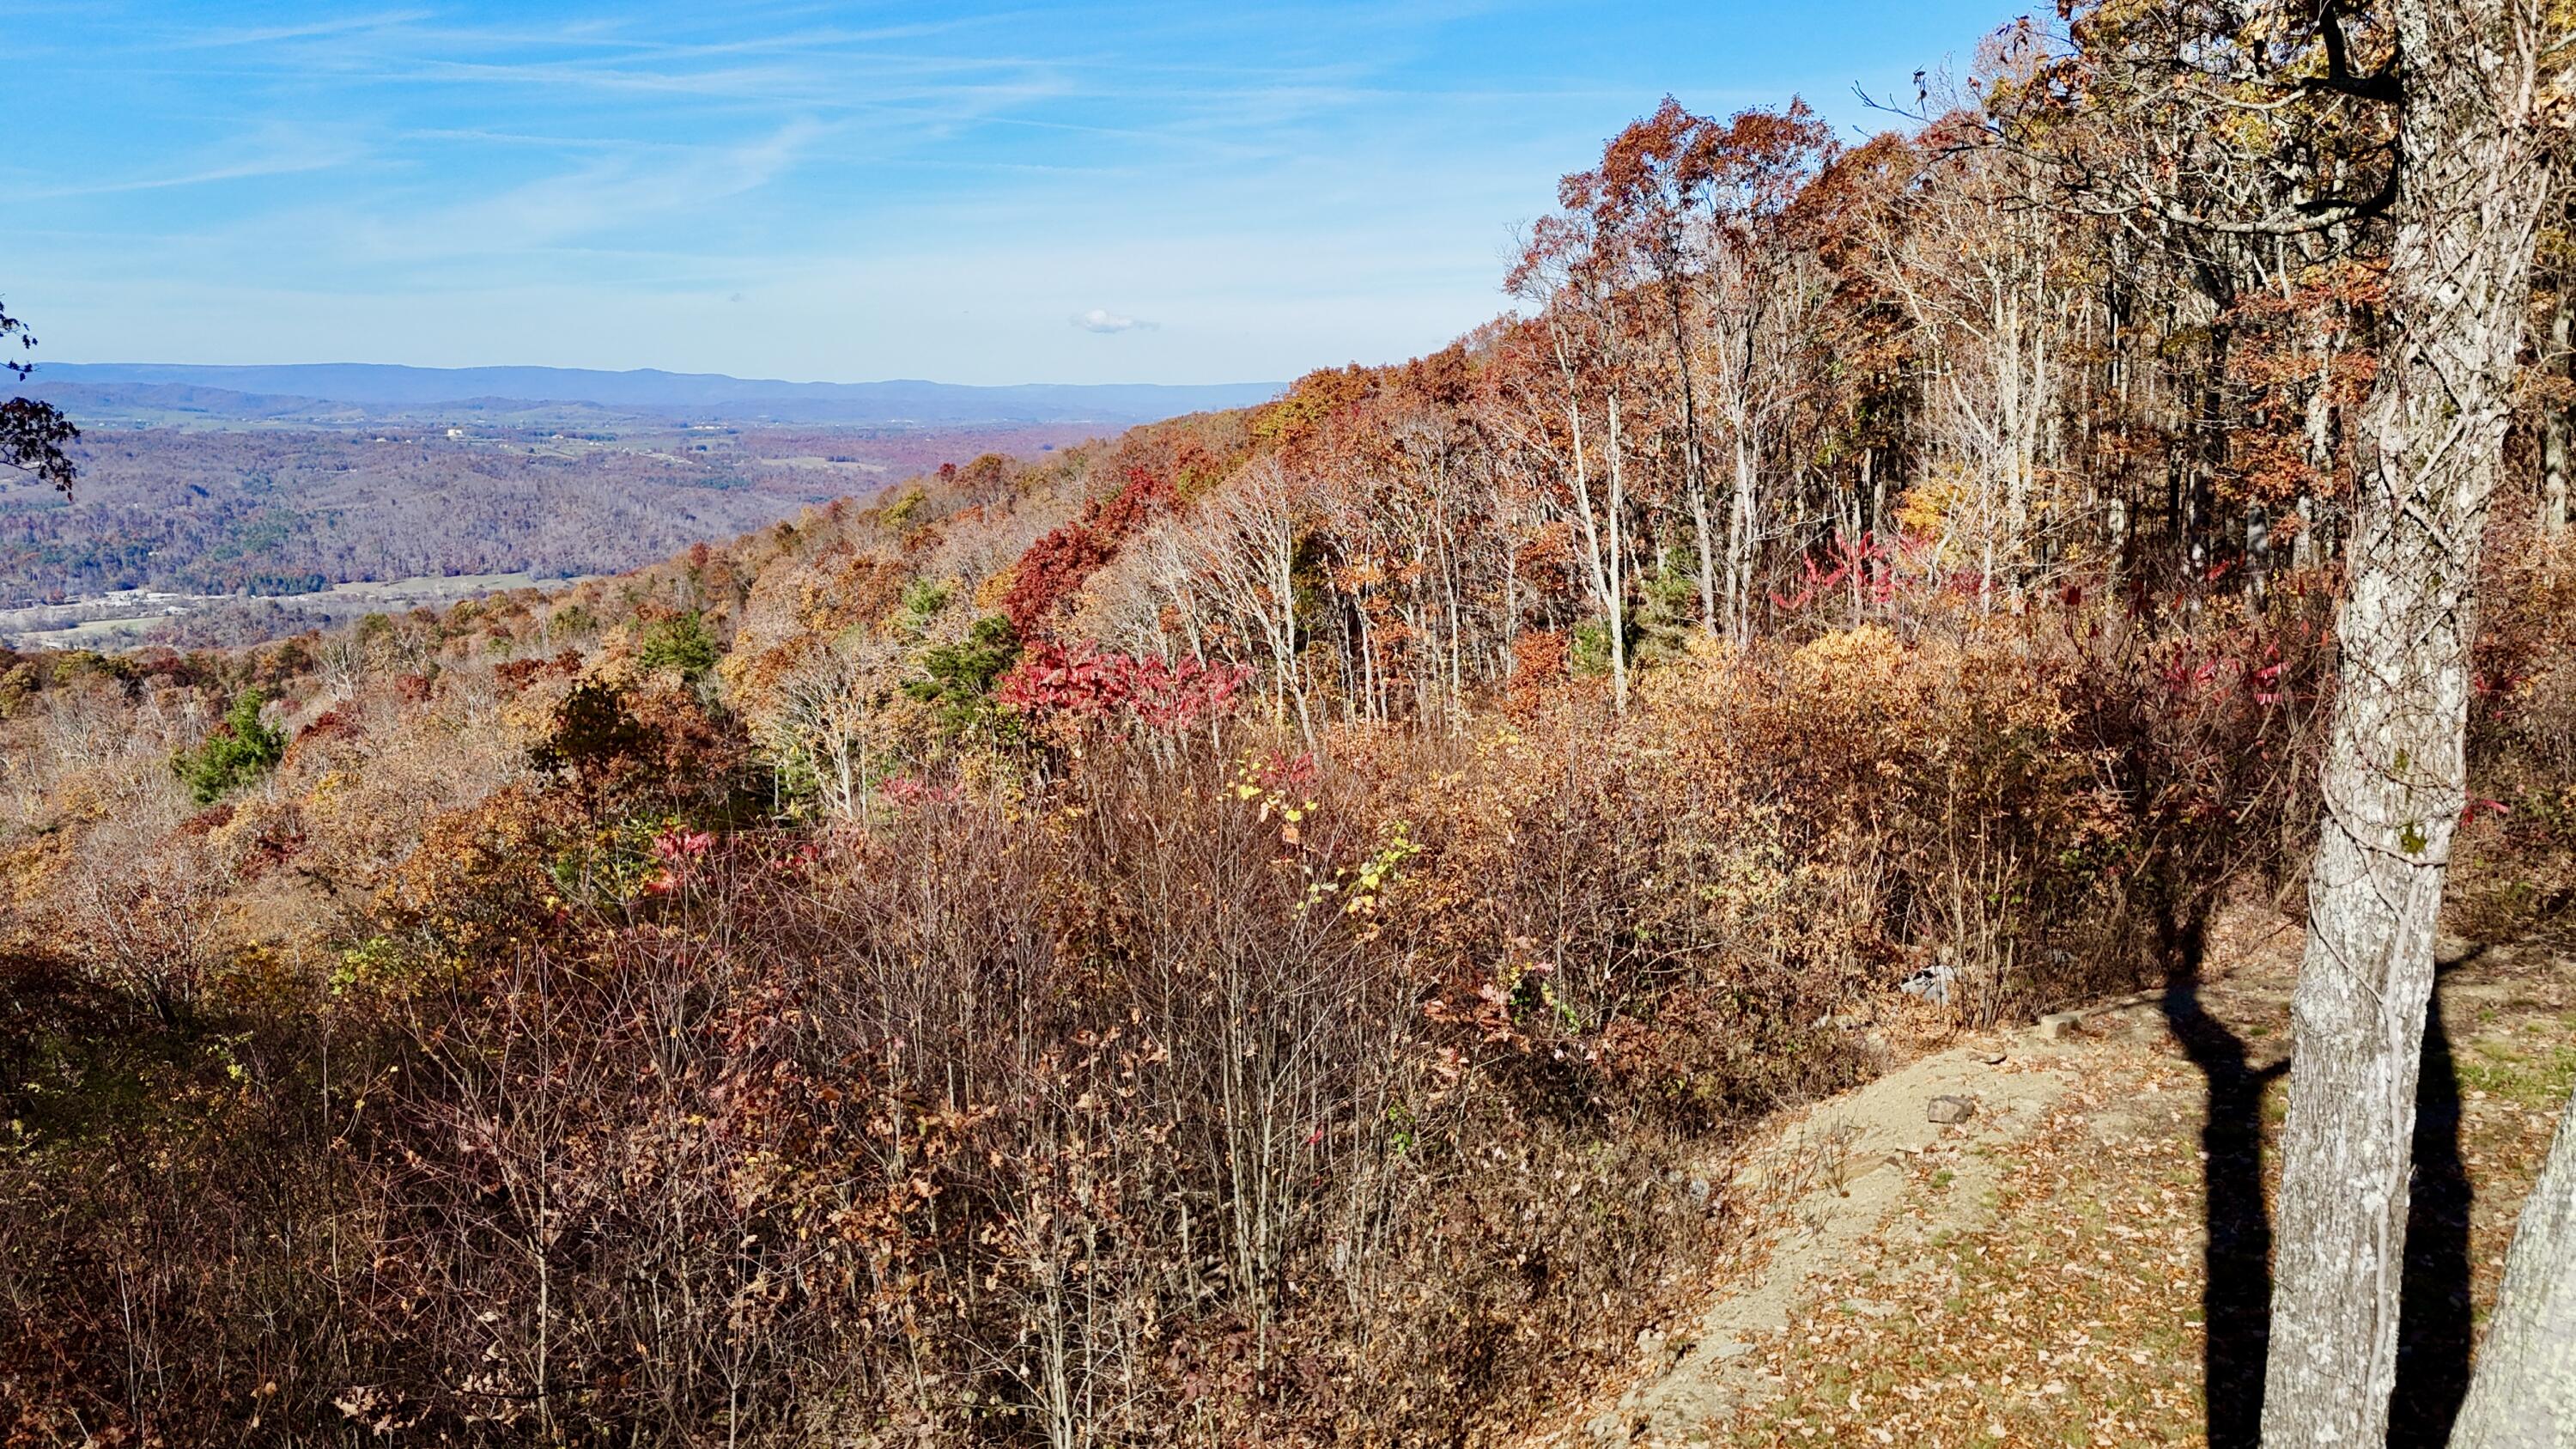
[1996,3,2554,1440]
[2258,4,2550,1439]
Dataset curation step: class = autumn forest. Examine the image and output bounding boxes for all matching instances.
[3,2,2575,1446]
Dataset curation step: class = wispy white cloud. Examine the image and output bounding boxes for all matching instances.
[27,125,365,199]
[1072,307,1152,333]
[168,9,432,50]
[10,0,2010,383]
[349,119,827,260]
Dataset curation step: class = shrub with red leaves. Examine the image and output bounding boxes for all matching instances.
[295,707,361,744]
[879,775,964,807]
[1000,468,1175,635]
[997,640,1250,734]
[493,650,581,692]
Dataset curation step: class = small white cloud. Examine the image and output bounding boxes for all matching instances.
[1072,307,1153,334]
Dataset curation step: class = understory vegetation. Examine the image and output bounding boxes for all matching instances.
[5,12,2576,1446]
[3,470,2567,1445]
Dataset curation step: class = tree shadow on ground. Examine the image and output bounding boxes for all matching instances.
[2391,962,2475,1448]
[2157,921,2476,1449]
[2159,917,2284,1449]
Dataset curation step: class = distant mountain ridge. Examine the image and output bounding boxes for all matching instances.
[26,363,1284,427]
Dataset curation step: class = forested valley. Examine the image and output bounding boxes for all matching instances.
[4,3,2575,1445]
[0,423,1099,610]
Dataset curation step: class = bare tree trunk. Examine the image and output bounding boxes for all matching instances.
[2260,3,2550,1442]
[2545,266,2572,539]
[2246,502,2270,602]
[1669,292,1720,635]
[1564,393,1627,710]
[1863,445,1881,538]
[1689,481,1719,636]
[1607,391,1630,693]
[1729,432,1756,644]
[2546,403,2572,539]
[2448,1088,2576,1446]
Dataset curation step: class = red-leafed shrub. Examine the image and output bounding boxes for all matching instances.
[1000,467,1174,634]
[295,706,361,744]
[997,639,1250,734]
[491,649,580,691]
[878,774,963,807]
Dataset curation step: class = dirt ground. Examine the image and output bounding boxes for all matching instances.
[1528,907,2574,1449]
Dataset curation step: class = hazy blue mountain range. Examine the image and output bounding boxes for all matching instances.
[24,363,1283,428]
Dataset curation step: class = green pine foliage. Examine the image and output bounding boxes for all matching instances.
[637,610,720,680]
[904,613,1021,738]
[173,689,286,804]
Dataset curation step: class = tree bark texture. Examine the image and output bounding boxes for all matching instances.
[2447,1088,2576,1446]
[2259,3,2551,1444]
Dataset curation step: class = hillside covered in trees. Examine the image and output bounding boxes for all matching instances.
[0,423,1103,611]
[4,3,2575,1446]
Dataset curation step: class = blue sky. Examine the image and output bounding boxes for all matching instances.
[6,2,2018,386]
